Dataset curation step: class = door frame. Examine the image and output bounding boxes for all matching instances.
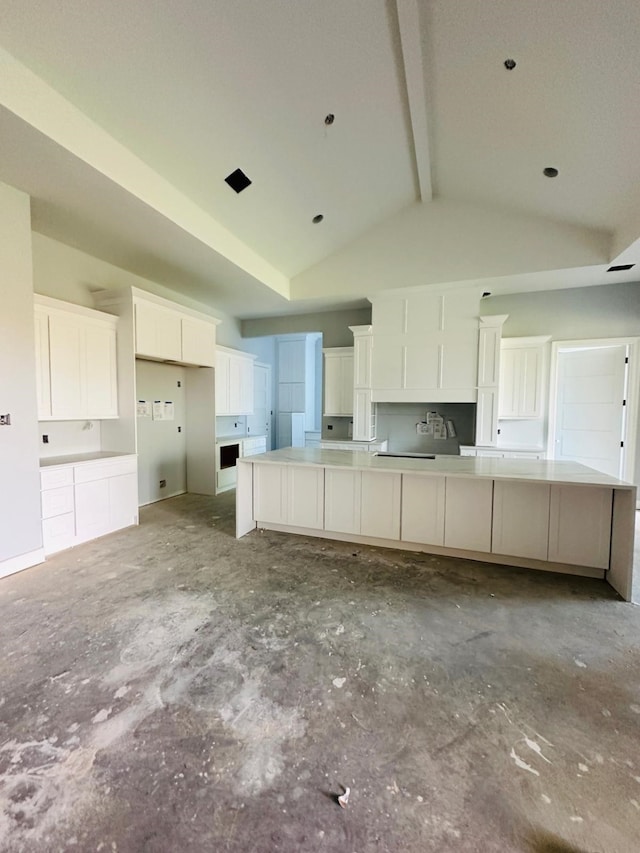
[547,337,640,484]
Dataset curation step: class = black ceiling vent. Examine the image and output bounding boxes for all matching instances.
[607,263,635,272]
[224,168,252,193]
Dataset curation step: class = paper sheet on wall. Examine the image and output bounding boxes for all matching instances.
[163,401,175,421]
[152,401,164,420]
[137,400,152,418]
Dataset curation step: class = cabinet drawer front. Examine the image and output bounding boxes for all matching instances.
[41,485,75,519]
[42,512,75,554]
[74,457,137,483]
[41,466,74,490]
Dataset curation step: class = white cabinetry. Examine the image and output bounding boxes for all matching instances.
[499,337,551,419]
[324,469,400,539]
[350,325,377,440]
[548,485,612,569]
[444,477,493,551]
[323,348,354,416]
[34,296,118,421]
[40,456,138,555]
[475,315,508,447]
[401,475,446,545]
[492,481,550,560]
[215,346,256,416]
[370,287,480,403]
[134,292,219,367]
[253,464,324,529]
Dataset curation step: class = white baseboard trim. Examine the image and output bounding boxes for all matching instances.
[0,548,46,580]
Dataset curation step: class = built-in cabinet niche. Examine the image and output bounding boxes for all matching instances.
[276,334,322,448]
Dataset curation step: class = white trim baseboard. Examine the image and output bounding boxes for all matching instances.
[0,548,46,580]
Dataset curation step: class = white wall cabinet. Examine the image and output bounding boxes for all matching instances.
[499,337,550,419]
[253,464,324,529]
[370,287,480,403]
[134,293,218,367]
[35,296,118,421]
[323,348,354,416]
[40,456,138,555]
[215,346,256,416]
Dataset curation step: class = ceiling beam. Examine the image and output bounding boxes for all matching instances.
[396,0,433,202]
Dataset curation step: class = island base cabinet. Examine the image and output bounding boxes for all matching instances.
[492,481,550,560]
[401,474,445,545]
[548,485,612,569]
[253,464,324,530]
[360,471,401,540]
[324,469,401,539]
[444,477,493,552]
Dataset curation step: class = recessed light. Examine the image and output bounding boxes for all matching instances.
[224,168,252,193]
[324,113,335,126]
[607,263,635,272]
[504,59,516,70]
[543,167,559,178]
[312,214,324,224]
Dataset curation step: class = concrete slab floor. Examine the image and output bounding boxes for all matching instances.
[1,494,639,853]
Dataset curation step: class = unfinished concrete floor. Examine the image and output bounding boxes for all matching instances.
[1,493,639,853]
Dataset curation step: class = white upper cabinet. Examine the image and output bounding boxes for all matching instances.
[35,296,118,421]
[370,287,481,403]
[323,348,354,416]
[134,292,218,367]
[499,336,551,419]
[215,346,255,416]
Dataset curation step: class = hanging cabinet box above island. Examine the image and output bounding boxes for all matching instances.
[369,286,481,403]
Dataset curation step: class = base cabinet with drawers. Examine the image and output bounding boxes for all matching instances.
[40,456,138,555]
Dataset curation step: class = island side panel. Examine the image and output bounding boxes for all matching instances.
[608,487,637,603]
[236,460,256,538]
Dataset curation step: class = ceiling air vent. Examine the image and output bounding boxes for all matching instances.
[224,168,252,193]
[607,263,635,272]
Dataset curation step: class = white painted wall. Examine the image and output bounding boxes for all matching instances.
[31,233,243,347]
[242,307,371,348]
[0,182,43,571]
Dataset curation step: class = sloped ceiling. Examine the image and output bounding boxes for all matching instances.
[0,0,638,317]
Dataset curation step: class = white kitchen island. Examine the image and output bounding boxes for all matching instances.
[236,449,637,603]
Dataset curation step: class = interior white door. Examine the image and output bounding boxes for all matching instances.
[553,345,627,477]
[248,363,272,448]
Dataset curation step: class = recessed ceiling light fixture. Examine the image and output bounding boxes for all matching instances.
[312,214,324,224]
[543,167,559,178]
[324,113,335,125]
[224,168,252,193]
[504,58,516,70]
[607,263,635,272]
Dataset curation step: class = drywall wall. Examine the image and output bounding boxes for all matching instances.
[0,181,43,572]
[482,282,640,339]
[31,233,243,347]
[242,306,371,347]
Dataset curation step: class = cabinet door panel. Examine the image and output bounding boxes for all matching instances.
[360,471,401,540]
[288,466,324,529]
[181,317,215,367]
[492,481,550,560]
[34,309,51,418]
[85,324,118,418]
[548,485,612,569]
[478,325,501,387]
[353,389,375,441]
[215,351,231,414]
[476,388,498,447]
[135,301,181,361]
[324,356,343,415]
[253,464,287,524]
[401,475,445,545]
[444,478,493,551]
[49,314,84,418]
[109,473,138,531]
[75,479,110,541]
[353,336,371,388]
[324,469,361,534]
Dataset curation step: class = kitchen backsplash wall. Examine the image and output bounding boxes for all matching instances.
[322,416,352,440]
[39,420,103,458]
[377,403,476,454]
[216,416,247,438]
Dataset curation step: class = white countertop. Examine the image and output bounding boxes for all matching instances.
[217,434,266,444]
[320,437,386,444]
[40,451,136,468]
[240,447,635,489]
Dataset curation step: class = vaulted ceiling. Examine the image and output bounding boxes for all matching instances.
[0,0,638,317]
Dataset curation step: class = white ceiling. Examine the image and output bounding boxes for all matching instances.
[0,0,638,318]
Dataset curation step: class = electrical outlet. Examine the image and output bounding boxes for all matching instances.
[159,479,166,488]
[0,413,11,426]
